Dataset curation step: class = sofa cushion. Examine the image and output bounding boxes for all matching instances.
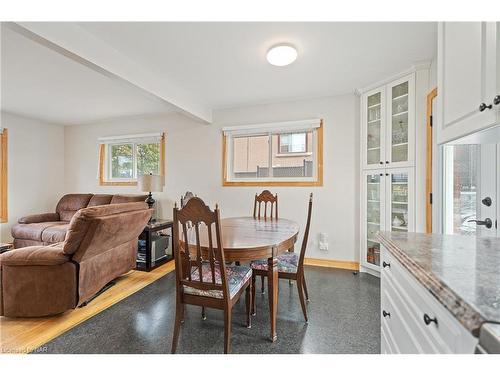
[56,194,93,222]
[110,194,147,204]
[0,244,68,266]
[41,223,70,243]
[87,194,113,207]
[11,222,64,242]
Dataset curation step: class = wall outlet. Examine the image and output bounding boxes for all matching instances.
[318,232,328,251]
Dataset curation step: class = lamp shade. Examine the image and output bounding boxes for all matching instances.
[138,174,163,192]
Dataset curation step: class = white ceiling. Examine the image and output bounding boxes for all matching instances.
[1,22,437,125]
[0,25,176,125]
[78,22,437,109]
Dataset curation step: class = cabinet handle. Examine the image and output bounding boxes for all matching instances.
[385,173,389,176]
[423,313,438,326]
[479,103,493,112]
[386,161,389,164]
[382,261,390,268]
[382,310,391,318]
[379,161,384,165]
[494,95,500,106]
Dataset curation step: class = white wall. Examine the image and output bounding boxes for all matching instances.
[0,112,65,241]
[64,94,360,262]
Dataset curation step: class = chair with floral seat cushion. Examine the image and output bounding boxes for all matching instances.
[171,197,252,354]
[250,193,313,322]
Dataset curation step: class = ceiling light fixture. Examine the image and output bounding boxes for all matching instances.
[266,44,297,66]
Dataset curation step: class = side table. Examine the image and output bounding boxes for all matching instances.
[136,219,173,272]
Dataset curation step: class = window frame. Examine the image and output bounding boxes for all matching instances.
[222,120,323,187]
[99,133,165,186]
[0,128,7,223]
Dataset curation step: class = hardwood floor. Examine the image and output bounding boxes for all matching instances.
[0,261,175,354]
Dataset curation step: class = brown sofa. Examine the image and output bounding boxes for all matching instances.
[12,193,147,248]
[0,202,152,317]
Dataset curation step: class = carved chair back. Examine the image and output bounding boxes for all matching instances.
[180,191,196,208]
[297,193,313,270]
[172,197,229,299]
[253,190,278,219]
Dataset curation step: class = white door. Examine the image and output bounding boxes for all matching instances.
[363,88,386,169]
[443,144,498,236]
[385,168,415,234]
[386,74,415,168]
[437,22,499,144]
[361,170,386,269]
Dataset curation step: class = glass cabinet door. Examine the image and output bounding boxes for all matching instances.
[387,75,414,166]
[386,169,414,233]
[365,91,385,167]
[364,172,384,267]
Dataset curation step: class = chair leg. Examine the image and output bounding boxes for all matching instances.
[251,274,256,316]
[224,307,232,354]
[245,283,252,328]
[296,276,308,322]
[302,275,310,301]
[171,302,183,353]
[201,306,206,320]
[260,275,265,294]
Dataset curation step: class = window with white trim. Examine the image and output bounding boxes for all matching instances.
[223,119,323,186]
[98,133,164,186]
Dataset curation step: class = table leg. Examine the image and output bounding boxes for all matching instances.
[268,256,278,342]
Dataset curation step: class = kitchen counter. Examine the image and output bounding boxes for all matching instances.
[377,231,500,337]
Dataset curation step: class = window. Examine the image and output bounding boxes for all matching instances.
[99,133,165,186]
[223,119,323,186]
[0,128,7,223]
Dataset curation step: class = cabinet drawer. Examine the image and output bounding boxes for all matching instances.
[383,273,447,353]
[381,246,477,353]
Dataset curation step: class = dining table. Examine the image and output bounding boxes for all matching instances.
[186,216,300,342]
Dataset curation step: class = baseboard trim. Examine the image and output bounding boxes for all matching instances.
[304,257,359,271]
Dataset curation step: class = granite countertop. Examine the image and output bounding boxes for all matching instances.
[377,231,500,337]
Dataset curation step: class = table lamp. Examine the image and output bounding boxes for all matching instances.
[138,173,163,221]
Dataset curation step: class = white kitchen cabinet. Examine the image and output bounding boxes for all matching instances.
[360,168,414,272]
[380,246,478,353]
[361,73,415,169]
[437,22,500,144]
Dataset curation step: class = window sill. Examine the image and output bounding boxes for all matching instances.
[223,180,322,187]
[99,180,138,187]
[275,152,312,158]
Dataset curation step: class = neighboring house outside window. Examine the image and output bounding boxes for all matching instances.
[223,119,323,186]
[98,133,165,186]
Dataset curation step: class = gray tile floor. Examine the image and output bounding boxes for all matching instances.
[39,266,380,354]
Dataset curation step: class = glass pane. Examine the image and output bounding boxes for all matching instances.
[232,135,270,178]
[110,144,133,179]
[452,145,479,235]
[366,174,381,266]
[137,143,160,176]
[271,132,313,178]
[391,173,409,232]
[391,81,409,163]
[367,92,381,165]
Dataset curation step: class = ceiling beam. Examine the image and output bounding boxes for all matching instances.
[13,22,212,123]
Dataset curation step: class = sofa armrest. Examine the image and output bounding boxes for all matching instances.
[18,212,60,224]
[0,244,68,266]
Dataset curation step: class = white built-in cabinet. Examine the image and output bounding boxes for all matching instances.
[360,73,417,274]
[381,246,477,353]
[437,22,500,144]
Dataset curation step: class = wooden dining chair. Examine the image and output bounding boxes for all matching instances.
[171,197,252,354]
[250,193,313,322]
[253,190,278,220]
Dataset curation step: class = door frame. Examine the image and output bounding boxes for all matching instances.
[426,88,438,233]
